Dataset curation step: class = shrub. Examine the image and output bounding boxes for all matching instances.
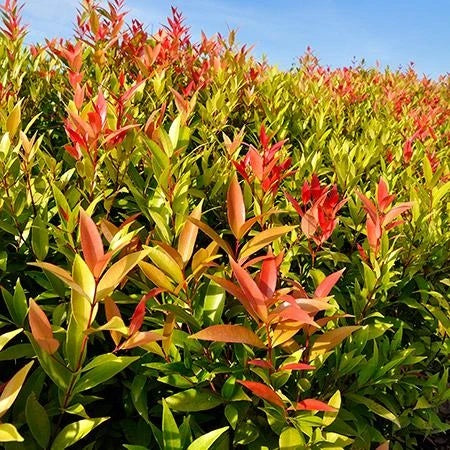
[0,1,449,448]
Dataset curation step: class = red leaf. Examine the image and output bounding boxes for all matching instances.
[238,380,284,408]
[79,209,104,276]
[293,398,336,411]
[314,269,345,299]
[383,202,413,227]
[377,178,395,212]
[258,253,277,298]
[285,191,303,217]
[128,299,146,336]
[229,257,267,322]
[248,359,274,369]
[356,191,378,225]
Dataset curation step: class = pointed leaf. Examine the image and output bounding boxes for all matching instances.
[97,249,150,299]
[239,226,295,262]
[309,326,361,360]
[79,209,104,276]
[0,328,22,352]
[50,418,108,450]
[237,380,284,408]
[190,324,265,348]
[227,175,246,239]
[188,217,233,255]
[187,426,229,450]
[121,331,164,350]
[279,363,315,371]
[0,361,33,418]
[230,257,267,321]
[314,269,345,298]
[0,423,24,442]
[293,398,337,411]
[29,300,59,355]
[178,201,203,265]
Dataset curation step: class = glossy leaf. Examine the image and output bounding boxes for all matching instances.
[293,398,337,411]
[190,324,265,348]
[50,417,109,450]
[227,175,246,239]
[309,326,361,360]
[165,389,222,412]
[28,299,59,355]
[178,200,203,265]
[96,249,150,299]
[0,361,33,418]
[187,426,229,450]
[238,380,284,408]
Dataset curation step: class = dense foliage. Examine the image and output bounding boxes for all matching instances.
[0,1,449,448]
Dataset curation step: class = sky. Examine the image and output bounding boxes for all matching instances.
[21,0,450,79]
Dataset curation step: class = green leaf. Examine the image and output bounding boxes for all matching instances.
[0,423,24,442]
[131,375,150,424]
[13,279,28,325]
[203,279,226,325]
[32,215,49,260]
[50,417,108,449]
[187,426,229,450]
[323,390,341,427]
[26,332,71,390]
[165,388,222,412]
[26,393,50,448]
[73,354,139,394]
[347,394,400,427]
[162,399,180,450]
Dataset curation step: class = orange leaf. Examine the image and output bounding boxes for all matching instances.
[314,269,345,299]
[28,262,89,300]
[238,226,295,262]
[79,209,104,277]
[293,398,336,411]
[227,175,246,239]
[238,380,284,408]
[309,326,361,360]
[120,331,164,350]
[258,253,277,298]
[96,249,150,299]
[188,217,234,256]
[190,324,265,348]
[178,201,203,265]
[279,363,315,371]
[28,299,59,354]
[104,296,122,346]
[229,257,267,322]
[208,275,259,321]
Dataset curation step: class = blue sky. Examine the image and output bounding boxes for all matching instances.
[22,0,449,78]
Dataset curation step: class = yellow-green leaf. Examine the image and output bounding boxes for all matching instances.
[239,226,296,262]
[310,326,361,360]
[0,423,24,442]
[0,328,22,352]
[50,417,109,450]
[96,249,150,299]
[0,361,33,418]
[6,102,21,137]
